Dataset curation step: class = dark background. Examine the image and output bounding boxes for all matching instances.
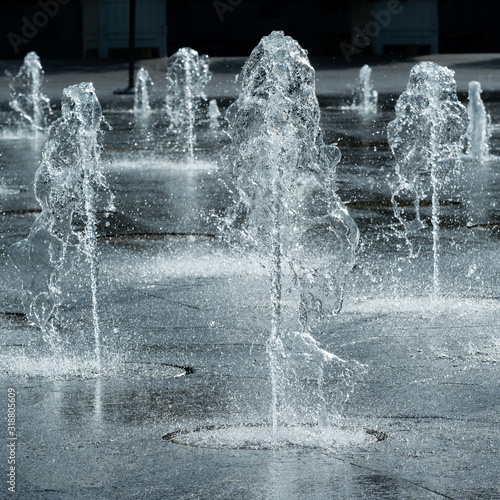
[0,0,498,60]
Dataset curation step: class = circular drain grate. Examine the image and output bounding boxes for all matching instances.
[163,423,387,451]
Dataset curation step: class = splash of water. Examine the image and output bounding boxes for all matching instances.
[465,81,491,162]
[388,61,468,296]
[6,51,51,134]
[165,48,211,161]
[208,99,221,130]
[352,65,377,115]
[9,83,114,372]
[223,31,360,433]
[134,67,154,117]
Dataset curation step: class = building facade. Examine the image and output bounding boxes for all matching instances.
[81,0,166,58]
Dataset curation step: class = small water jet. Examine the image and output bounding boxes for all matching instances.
[465,81,491,162]
[351,65,377,115]
[165,48,211,161]
[6,51,51,134]
[460,81,494,226]
[9,82,114,373]
[223,31,360,437]
[132,67,155,155]
[208,99,221,130]
[134,67,154,117]
[388,61,468,296]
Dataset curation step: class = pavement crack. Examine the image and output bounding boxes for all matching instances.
[137,290,202,311]
[353,414,499,424]
[328,455,454,499]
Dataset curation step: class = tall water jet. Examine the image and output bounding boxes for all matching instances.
[208,99,221,130]
[465,81,491,162]
[352,64,377,115]
[165,48,211,161]
[7,51,51,134]
[9,83,114,373]
[388,62,468,296]
[461,81,493,226]
[134,67,154,117]
[223,31,360,434]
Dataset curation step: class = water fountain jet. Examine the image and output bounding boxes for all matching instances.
[388,61,468,297]
[208,99,221,130]
[165,48,211,162]
[465,81,491,162]
[134,67,154,117]
[9,82,114,373]
[6,51,51,135]
[223,31,361,437]
[350,64,377,116]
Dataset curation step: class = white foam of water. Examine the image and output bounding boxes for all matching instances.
[0,352,185,380]
[0,184,22,196]
[102,246,265,283]
[164,423,375,450]
[345,296,500,316]
[108,157,217,172]
[0,129,46,141]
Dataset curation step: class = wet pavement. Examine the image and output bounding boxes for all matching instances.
[0,55,500,499]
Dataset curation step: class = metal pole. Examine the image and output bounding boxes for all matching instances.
[114,0,136,93]
[128,0,136,90]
